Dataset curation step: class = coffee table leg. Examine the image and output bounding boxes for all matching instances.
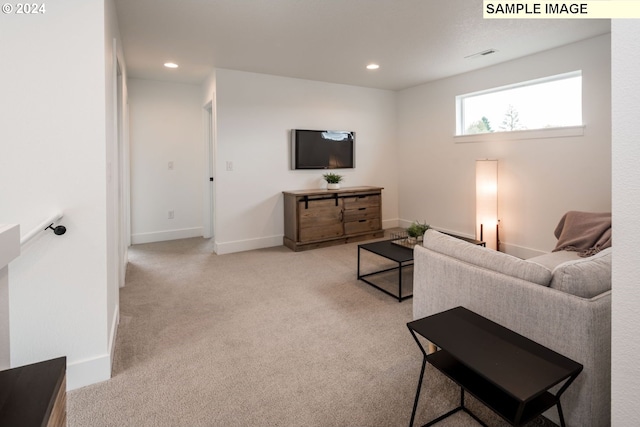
[398,261,403,302]
[357,246,361,279]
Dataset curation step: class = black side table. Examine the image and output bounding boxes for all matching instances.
[0,357,67,426]
[407,307,582,427]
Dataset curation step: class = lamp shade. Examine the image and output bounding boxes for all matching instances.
[476,160,498,250]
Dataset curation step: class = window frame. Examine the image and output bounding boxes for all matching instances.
[455,71,584,142]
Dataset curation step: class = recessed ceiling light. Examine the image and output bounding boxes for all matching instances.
[164,62,179,69]
[366,64,380,70]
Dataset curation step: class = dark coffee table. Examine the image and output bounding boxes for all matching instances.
[407,307,583,427]
[357,233,484,302]
[357,239,415,302]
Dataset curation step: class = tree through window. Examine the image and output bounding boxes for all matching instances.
[457,71,582,136]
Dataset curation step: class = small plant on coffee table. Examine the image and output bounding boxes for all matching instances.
[407,221,430,241]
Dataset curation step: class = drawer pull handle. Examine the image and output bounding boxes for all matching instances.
[359,219,367,223]
[358,207,366,211]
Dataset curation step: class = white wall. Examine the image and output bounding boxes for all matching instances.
[397,35,611,258]
[611,20,640,425]
[0,225,20,370]
[105,0,127,367]
[0,263,9,369]
[0,0,116,389]
[129,79,204,244]
[213,69,399,254]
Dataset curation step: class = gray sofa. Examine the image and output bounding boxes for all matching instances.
[413,229,611,427]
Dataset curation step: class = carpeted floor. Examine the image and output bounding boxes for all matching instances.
[68,237,556,427]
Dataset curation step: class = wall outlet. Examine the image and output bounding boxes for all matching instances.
[226,161,233,171]
[168,161,174,170]
[168,210,174,219]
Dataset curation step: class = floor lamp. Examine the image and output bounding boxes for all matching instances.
[476,160,498,250]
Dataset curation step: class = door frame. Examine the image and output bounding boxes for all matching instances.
[203,99,215,239]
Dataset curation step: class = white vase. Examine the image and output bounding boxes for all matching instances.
[327,183,340,190]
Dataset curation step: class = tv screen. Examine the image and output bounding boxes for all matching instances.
[291,129,355,170]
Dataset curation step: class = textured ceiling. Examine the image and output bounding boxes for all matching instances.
[114,0,610,90]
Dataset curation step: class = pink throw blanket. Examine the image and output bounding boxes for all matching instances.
[553,211,612,257]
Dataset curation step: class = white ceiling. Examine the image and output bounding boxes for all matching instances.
[114,0,610,91]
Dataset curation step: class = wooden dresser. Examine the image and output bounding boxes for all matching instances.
[283,186,384,251]
[0,357,67,427]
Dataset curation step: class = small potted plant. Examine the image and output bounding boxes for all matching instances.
[406,221,430,243]
[323,172,344,190]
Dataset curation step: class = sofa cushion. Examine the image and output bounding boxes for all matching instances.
[549,247,611,298]
[421,230,552,286]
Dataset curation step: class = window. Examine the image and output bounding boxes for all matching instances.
[456,71,582,136]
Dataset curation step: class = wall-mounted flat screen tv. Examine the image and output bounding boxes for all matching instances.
[291,129,355,169]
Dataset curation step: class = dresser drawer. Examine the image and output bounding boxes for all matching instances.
[342,194,381,210]
[343,206,380,222]
[344,218,381,235]
[299,223,344,242]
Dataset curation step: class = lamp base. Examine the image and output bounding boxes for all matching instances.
[478,222,499,251]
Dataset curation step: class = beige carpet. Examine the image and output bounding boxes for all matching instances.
[68,237,555,427]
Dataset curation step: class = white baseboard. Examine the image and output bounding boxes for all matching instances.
[214,235,283,255]
[397,219,452,231]
[213,223,402,254]
[65,304,119,391]
[213,223,405,255]
[397,219,412,229]
[120,247,128,288]
[131,227,203,244]
[66,352,111,391]
[108,303,119,371]
[382,218,401,229]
